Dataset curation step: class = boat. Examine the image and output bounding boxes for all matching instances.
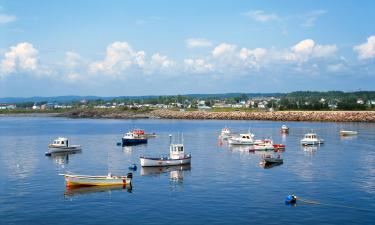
[280,125,289,133]
[252,139,275,151]
[273,143,286,151]
[259,155,283,168]
[122,129,148,146]
[300,133,324,146]
[145,133,157,138]
[228,133,255,145]
[219,127,232,140]
[60,172,133,187]
[140,143,191,167]
[46,137,81,155]
[339,130,358,136]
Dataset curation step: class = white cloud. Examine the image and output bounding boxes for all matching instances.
[184,58,213,73]
[243,10,279,22]
[64,51,82,68]
[186,38,213,48]
[284,39,337,62]
[302,10,327,28]
[354,35,375,60]
[149,53,175,70]
[212,43,237,57]
[89,41,145,75]
[0,42,39,75]
[0,14,17,24]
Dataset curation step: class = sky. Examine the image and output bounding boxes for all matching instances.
[0,0,374,97]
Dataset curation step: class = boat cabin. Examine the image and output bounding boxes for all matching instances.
[240,134,253,139]
[169,144,185,160]
[52,137,69,147]
[304,133,317,139]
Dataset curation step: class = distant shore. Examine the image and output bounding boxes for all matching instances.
[2,109,375,122]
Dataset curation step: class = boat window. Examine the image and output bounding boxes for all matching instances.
[61,141,64,144]
[179,147,183,151]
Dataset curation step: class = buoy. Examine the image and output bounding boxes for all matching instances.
[285,194,297,204]
[128,164,137,171]
[116,142,122,146]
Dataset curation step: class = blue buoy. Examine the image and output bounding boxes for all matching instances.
[128,164,137,171]
[285,195,297,204]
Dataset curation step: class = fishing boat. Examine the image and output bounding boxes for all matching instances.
[259,155,283,168]
[122,129,148,146]
[140,136,191,167]
[60,172,133,187]
[228,133,255,145]
[273,143,286,151]
[339,130,358,136]
[280,125,289,133]
[46,137,81,155]
[300,133,324,146]
[219,127,232,140]
[252,139,275,151]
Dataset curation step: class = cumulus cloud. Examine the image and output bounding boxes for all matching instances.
[89,41,145,75]
[243,10,279,22]
[0,14,17,24]
[283,39,337,62]
[147,53,175,73]
[186,38,213,48]
[64,51,82,68]
[354,35,375,60]
[0,42,39,76]
[212,43,237,57]
[184,58,213,73]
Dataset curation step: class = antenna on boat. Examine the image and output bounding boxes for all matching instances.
[182,133,184,144]
[169,134,172,145]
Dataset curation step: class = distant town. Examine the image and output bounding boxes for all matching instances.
[1,91,375,113]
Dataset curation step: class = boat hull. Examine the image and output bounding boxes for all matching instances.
[140,156,191,167]
[300,140,324,146]
[340,131,358,136]
[122,138,147,146]
[228,139,254,145]
[47,146,81,154]
[63,174,132,187]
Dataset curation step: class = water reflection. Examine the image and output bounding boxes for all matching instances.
[141,164,191,186]
[302,146,318,156]
[46,151,82,167]
[64,185,132,197]
[122,146,133,154]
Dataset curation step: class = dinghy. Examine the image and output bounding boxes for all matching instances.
[60,173,132,187]
[339,130,358,136]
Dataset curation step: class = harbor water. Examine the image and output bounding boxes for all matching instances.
[1,117,375,225]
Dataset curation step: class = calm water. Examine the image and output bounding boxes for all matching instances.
[1,117,375,225]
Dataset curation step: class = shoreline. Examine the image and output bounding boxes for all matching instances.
[2,109,375,122]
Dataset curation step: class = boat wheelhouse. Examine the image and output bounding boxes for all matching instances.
[300,133,324,146]
[280,125,289,133]
[228,133,255,145]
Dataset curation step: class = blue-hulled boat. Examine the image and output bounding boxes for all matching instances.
[122,129,148,146]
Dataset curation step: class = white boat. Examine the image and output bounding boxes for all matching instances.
[300,133,324,146]
[140,143,191,167]
[339,130,358,136]
[228,133,255,145]
[252,139,275,151]
[280,125,289,133]
[219,127,232,140]
[60,173,132,187]
[47,137,81,155]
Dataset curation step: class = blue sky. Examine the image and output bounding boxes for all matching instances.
[0,0,374,97]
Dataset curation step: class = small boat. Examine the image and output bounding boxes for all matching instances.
[280,125,289,133]
[339,130,358,136]
[145,133,157,138]
[122,129,148,146]
[46,137,81,155]
[228,133,255,145]
[60,172,133,187]
[219,127,232,140]
[273,143,286,150]
[259,155,283,168]
[252,139,275,151]
[300,133,324,146]
[140,143,191,167]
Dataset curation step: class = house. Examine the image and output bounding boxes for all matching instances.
[198,100,211,111]
[0,104,16,110]
[357,99,364,104]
